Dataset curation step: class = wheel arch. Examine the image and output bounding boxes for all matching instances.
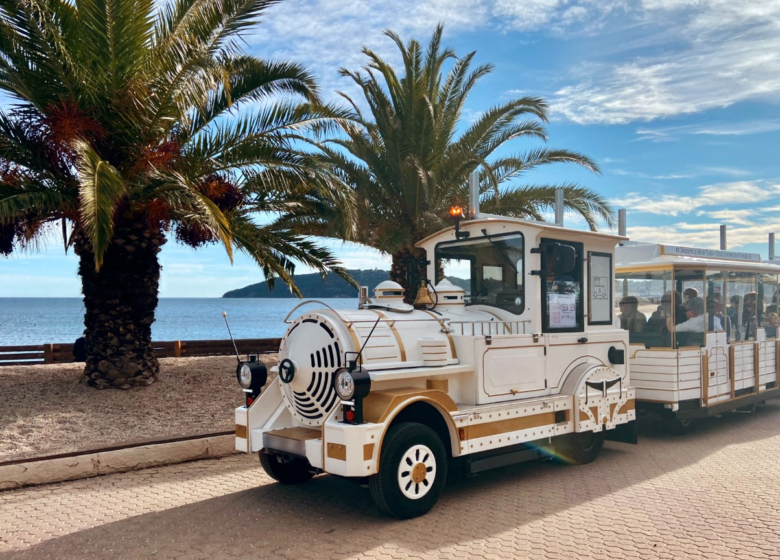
[374,397,460,469]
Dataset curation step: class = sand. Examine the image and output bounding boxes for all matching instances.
[0,355,277,463]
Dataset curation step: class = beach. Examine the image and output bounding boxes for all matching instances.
[0,355,277,463]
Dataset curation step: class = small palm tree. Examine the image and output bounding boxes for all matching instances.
[0,0,355,388]
[305,25,612,300]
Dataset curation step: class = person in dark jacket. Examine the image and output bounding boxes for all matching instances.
[73,336,87,362]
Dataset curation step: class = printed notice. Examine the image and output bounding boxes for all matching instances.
[548,293,577,328]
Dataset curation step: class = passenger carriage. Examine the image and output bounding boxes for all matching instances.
[233,210,637,518]
[616,242,780,433]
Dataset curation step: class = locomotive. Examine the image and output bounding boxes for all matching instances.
[233,208,636,518]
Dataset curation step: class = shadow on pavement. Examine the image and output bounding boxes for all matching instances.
[3,400,780,560]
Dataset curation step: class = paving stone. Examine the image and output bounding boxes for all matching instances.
[1,402,780,559]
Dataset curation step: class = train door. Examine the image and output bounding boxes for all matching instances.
[539,239,586,391]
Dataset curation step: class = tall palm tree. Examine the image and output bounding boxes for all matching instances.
[304,25,612,301]
[0,0,355,389]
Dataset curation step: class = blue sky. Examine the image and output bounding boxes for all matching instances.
[3,0,780,297]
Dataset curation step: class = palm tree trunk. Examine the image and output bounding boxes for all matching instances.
[390,246,427,304]
[74,217,166,389]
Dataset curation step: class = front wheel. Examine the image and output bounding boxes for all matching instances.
[369,422,448,519]
[555,430,605,465]
[259,450,315,484]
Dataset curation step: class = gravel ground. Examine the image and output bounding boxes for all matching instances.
[0,355,277,463]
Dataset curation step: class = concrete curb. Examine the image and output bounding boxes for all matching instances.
[0,434,237,491]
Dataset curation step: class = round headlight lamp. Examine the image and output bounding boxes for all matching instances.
[235,361,268,397]
[335,371,356,400]
[238,364,253,389]
[333,365,371,402]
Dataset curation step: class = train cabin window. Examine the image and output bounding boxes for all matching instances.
[436,232,525,315]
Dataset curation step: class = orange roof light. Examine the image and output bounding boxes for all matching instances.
[449,206,465,218]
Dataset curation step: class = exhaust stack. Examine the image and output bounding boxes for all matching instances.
[770,233,776,260]
[468,171,480,219]
[618,209,627,237]
[554,188,564,227]
[720,225,727,250]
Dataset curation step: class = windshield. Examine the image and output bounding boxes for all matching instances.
[435,233,524,314]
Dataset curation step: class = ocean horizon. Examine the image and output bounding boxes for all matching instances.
[0,297,358,346]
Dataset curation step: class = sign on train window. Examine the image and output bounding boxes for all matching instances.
[588,252,612,325]
[541,238,584,333]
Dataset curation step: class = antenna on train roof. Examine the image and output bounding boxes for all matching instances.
[222,311,241,364]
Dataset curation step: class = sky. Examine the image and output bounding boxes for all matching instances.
[3,0,780,297]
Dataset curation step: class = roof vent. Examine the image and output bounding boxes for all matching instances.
[433,279,465,307]
[369,280,413,313]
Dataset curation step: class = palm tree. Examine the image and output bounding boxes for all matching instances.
[306,25,612,301]
[0,0,355,389]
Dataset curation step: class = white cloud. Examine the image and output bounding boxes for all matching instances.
[552,1,780,124]
[610,165,748,180]
[611,180,780,216]
[634,119,780,142]
[245,1,636,101]
[626,220,779,251]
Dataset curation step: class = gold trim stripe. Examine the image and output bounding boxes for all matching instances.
[327,443,346,461]
[363,444,375,461]
[754,344,761,394]
[235,424,247,439]
[363,388,458,424]
[369,309,407,361]
[465,411,555,440]
[729,345,736,399]
[616,399,635,416]
[421,310,458,360]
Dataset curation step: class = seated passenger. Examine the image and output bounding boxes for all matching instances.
[683,287,699,302]
[728,295,742,340]
[767,292,779,315]
[706,296,729,336]
[647,291,685,331]
[669,297,723,333]
[619,296,646,332]
[742,291,758,340]
[766,312,779,338]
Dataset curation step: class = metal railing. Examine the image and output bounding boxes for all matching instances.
[448,320,531,336]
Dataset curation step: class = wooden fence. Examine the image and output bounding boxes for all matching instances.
[0,338,282,367]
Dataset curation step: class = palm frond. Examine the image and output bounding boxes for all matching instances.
[73,139,127,269]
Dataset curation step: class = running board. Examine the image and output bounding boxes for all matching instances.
[466,446,546,475]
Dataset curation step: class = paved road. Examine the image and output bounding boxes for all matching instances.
[2,402,780,560]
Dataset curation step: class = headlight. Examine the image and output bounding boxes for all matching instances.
[335,370,356,400]
[238,364,252,388]
[236,361,268,399]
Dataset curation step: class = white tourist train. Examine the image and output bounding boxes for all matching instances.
[232,190,637,518]
[615,242,780,433]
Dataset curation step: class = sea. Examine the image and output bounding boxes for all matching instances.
[0,298,358,346]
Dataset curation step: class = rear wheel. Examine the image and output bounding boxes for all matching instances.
[665,414,692,435]
[369,422,447,519]
[555,430,605,465]
[259,450,315,484]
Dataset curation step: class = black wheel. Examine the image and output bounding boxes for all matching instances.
[555,430,605,465]
[665,414,692,435]
[369,422,448,519]
[259,450,315,484]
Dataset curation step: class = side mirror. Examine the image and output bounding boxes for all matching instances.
[544,243,576,274]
